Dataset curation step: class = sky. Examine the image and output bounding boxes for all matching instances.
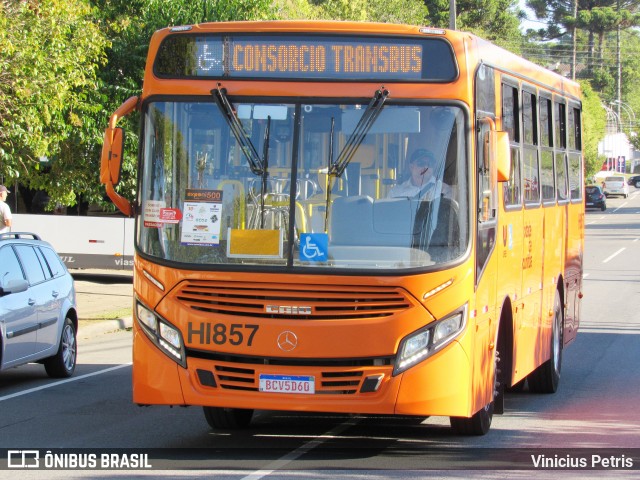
[518,0,549,32]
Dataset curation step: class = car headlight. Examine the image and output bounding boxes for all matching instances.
[393,305,467,376]
[136,300,186,367]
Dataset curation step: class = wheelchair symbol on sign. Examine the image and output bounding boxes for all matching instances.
[303,236,321,258]
[300,233,328,262]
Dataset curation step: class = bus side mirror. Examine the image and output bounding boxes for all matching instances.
[100,96,138,217]
[101,127,125,185]
[490,130,511,182]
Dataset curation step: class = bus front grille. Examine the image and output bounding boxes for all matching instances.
[196,365,370,395]
[174,280,411,320]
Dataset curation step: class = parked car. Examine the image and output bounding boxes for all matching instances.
[628,175,640,188]
[0,232,78,377]
[585,185,607,211]
[602,176,629,198]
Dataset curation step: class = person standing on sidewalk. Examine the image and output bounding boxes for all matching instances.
[0,184,12,233]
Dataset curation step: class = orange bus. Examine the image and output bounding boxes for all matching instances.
[101,21,584,435]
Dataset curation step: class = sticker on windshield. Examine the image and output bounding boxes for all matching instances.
[181,189,223,246]
[300,233,328,262]
[143,200,165,228]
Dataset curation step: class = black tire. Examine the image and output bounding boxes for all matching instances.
[203,407,254,429]
[450,402,493,436]
[44,318,77,378]
[601,204,606,211]
[528,289,563,393]
[450,344,497,436]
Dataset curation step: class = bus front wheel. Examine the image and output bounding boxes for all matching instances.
[203,407,254,429]
[450,401,493,436]
[450,345,497,436]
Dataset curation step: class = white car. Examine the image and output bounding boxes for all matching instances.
[602,176,629,198]
[0,232,78,377]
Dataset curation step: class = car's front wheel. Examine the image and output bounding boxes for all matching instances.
[44,318,77,378]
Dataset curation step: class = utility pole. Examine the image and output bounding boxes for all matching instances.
[617,0,622,120]
[572,0,577,80]
[449,0,457,30]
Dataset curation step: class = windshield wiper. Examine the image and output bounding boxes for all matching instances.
[328,86,389,178]
[212,84,264,175]
[322,87,389,232]
[323,116,336,232]
[259,116,271,228]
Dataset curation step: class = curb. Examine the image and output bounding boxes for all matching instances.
[78,317,133,338]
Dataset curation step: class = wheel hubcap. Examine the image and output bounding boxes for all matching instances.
[553,304,561,373]
[61,325,76,371]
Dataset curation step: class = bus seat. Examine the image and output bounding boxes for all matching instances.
[329,196,417,247]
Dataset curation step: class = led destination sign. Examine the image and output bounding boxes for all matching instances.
[154,34,457,81]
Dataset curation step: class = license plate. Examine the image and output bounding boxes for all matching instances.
[259,374,315,394]
[586,202,594,206]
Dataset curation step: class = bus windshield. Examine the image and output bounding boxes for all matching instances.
[138,99,469,270]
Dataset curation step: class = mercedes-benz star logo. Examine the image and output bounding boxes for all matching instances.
[277,331,298,352]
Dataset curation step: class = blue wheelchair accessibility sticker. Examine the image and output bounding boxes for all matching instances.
[300,233,328,262]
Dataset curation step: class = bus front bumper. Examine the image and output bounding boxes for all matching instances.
[132,322,473,417]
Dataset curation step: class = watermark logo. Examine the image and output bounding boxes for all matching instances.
[8,450,39,469]
[6,450,152,470]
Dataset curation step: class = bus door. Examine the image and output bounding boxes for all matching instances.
[540,95,565,350]
[497,81,528,384]
[521,89,545,372]
[473,63,500,410]
[521,161,545,372]
[564,101,584,343]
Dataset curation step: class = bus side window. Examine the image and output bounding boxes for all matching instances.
[568,104,583,201]
[539,97,555,204]
[504,149,522,206]
[554,101,570,202]
[502,83,522,208]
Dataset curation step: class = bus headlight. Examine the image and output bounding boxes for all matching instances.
[136,300,186,367]
[393,305,467,376]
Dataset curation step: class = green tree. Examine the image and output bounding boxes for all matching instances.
[89,0,279,209]
[580,80,607,179]
[0,0,108,207]
[423,0,524,47]
[296,0,428,23]
[458,0,524,47]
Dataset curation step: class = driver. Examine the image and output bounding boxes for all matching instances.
[388,149,452,200]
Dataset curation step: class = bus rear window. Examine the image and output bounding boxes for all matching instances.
[154,34,458,82]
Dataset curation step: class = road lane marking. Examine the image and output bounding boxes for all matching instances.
[241,419,360,480]
[602,248,626,264]
[0,364,131,402]
[613,203,627,212]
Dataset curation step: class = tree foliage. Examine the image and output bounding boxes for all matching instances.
[2,0,624,207]
[580,80,607,178]
[301,0,428,23]
[424,0,524,48]
[0,0,108,207]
